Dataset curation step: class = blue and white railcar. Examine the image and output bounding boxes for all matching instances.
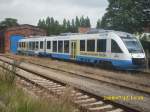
[17,36,46,55]
[17,31,146,70]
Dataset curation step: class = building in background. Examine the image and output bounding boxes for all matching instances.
[78,27,90,33]
[0,24,46,53]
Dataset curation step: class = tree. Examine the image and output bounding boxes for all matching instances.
[79,16,91,27]
[96,19,101,29]
[0,18,18,30]
[71,19,76,32]
[37,19,42,26]
[37,16,92,35]
[75,16,80,31]
[85,17,91,27]
[62,19,67,32]
[38,19,46,30]
[46,17,51,26]
[138,0,150,28]
[100,0,149,33]
[80,16,85,27]
[67,20,71,32]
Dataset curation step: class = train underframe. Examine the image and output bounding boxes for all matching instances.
[17,50,146,70]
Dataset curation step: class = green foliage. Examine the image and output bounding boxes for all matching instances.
[0,81,75,112]
[0,18,18,30]
[37,16,91,36]
[96,19,102,29]
[0,61,19,85]
[0,66,75,112]
[101,0,150,33]
[140,40,150,52]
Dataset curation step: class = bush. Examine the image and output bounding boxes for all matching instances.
[0,61,19,85]
[141,40,150,53]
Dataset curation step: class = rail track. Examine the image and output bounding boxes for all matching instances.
[3,54,150,95]
[0,55,142,112]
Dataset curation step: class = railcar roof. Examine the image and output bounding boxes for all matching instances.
[19,31,133,42]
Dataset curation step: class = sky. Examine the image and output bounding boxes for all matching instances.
[0,0,108,27]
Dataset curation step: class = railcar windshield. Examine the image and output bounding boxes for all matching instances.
[124,40,143,53]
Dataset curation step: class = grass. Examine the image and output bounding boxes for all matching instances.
[0,61,76,112]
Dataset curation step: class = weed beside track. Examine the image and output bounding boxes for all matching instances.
[0,61,76,112]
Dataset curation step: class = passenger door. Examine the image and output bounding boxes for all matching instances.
[71,41,77,59]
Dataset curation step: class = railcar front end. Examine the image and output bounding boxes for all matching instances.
[122,36,146,70]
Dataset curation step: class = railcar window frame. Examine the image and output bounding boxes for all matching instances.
[87,39,95,52]
[111,39,123,53]
[47,41,51,49]
[97,39,106,52]
[58,41,63,53]
[80,40,85,51]
[22,42,24,48]
[24,42,26,48]
[19,42,21,48]
[35,41,39,50]
[31,42,33,50]
[32,42,35,50]
[40,41,43,49]
[53,41,57,52]
[22,42,23,48]
[23,42,25,48]
[64,40,69,53]
[29,42,32,50]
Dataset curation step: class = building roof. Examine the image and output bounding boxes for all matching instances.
[6,24,45,32]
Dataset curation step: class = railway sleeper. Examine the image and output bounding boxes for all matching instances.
[81,101,104,107]
[35,83,58,88]
[36,80,55,84]
[50,86,66,90]
[47,84,61,89]
[75,98,96,104]
[71,92,83,98]
[88,104,113,111]
[40,83,57,88]
[76,95,89,100]
[56,91,82,96]
[106,108,124,112]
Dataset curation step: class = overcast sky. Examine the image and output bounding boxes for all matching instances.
[0,0,108,27]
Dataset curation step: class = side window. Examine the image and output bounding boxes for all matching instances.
[53,41,57,52]
[22,42,24,48]
[87,40,95,52]
[31,42,33,50]
[27,42,29,49]
[29,42,32,50]
[47,41,51,49]
[80,40,85,51]
[23,42,25,48]
[19,42,21,48]
[111,39,123,53]
[97,39,106,52]
[25,42,26,49]
[36,41,39,49]
[22,42,23,48]
[40,41,43,49]
[58,41,63,53]
[64,40,69,53]
[33,42,35,50]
